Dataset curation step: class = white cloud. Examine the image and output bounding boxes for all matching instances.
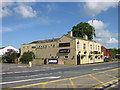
[107,38,118,44]
[1,8,12,18]
[88,19,118,46]
[14,4,37,18]
[83,1,118,17]
[2,27,15,32]
[0,2,13,18]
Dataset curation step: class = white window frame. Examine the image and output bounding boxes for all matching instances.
[90,45,92,50]
[77,42,79,49]
[41,46,43,48]
[57,56,60,58]
[83,44,86,50]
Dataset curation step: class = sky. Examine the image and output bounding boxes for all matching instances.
[1,1,119,49]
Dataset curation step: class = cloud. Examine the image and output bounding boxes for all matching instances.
[1,27,15,32]
[88,19,118,46]
[83,1,118,17]
[14,4,37,18]
[0,2,13,18]
[107,38,118,44]
[1,8,12,18]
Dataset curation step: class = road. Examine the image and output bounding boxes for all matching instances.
[1,62,120,89]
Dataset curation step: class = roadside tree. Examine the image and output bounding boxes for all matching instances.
[72,22,96,40]
[2,50,18,63]
[20,51,35,64]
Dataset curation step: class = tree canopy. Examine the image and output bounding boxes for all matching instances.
[72,22,96,40]
[2,50,19,63]
[109,48,118,58]
[20,51,35,64]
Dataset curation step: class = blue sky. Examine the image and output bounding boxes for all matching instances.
[1,1,119,49]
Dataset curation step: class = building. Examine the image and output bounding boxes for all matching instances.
[0,46,19,57]
[21,31,104,65]
[101,46,111,59]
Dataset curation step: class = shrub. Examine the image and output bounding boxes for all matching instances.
[20,51,35,64]
[89,55,92,58]
[95,55,98,59]
[104,59,111,62]
[2,51,18,63]
[81,55,84,59]
[84,51,87,54]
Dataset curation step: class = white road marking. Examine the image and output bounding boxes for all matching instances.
[2,70,46,75]
[1,76,61,85]
[7,73,54,78]
[93,67,113,71]
[17,66,27,68]
[57,72,62,73]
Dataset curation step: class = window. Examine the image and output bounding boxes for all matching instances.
[57,56,60,58]
[31,46,36,48]
[98,55,100,59]
[37,46,40,48]
[23,47,25,49]
[90,56,93,60]
[27,46,29,49]
[45,45,47,48]
[41,46,43,48]
[98,46,99,51]
[96,45,97,50]
[43,45,45,48]
[77,42,79,49]
[90,45,92,50]
[59,43,70,47]
[83,44,86,50]
[53,44,55,47]
[64,56,69,59]
[50,56,54,58]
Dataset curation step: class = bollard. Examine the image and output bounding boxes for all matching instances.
[28,61,32,67]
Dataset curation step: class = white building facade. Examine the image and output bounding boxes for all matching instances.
[0,46,19,57]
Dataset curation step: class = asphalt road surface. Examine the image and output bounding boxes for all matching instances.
[1,62,119,89]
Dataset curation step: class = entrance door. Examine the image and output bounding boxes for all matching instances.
[77,55,80,65]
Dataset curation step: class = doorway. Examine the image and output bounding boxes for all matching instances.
[77,55,80,65]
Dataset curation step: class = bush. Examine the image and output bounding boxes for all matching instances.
[95,55,98,59]
[88,55,92,58]
[2,51,18,63]
[81,55,84,59]
[20,51,35,64]
[104,59,111,62]
[84,51,87,54]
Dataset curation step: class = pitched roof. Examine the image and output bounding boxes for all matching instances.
[0,47,5,49]
[63,35,97,43]
[29,38,60,44]
[25,34,97,45]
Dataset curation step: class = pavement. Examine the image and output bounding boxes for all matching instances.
[1,61,120,89]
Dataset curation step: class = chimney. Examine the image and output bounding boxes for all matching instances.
[83,35,88,40]
[68,31,73,37]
